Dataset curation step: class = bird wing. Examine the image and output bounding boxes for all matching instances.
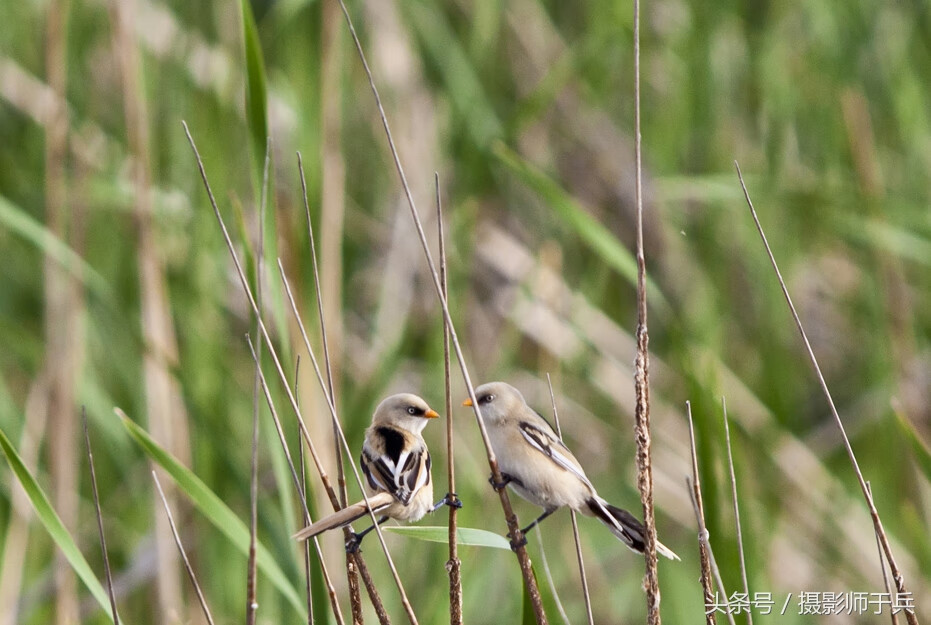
[518,420,594,489]
[361,442,431,506]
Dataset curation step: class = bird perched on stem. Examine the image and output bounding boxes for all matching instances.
[464,381,678,560]
[293,393,457,551]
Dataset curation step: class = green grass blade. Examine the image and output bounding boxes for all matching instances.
[240,0,268,159]
[116,409,307,618]
[896,411,931,481]
[0,194,110,298]
[381,525,512,550]
[492,142,671,315]
[0,426,116,622]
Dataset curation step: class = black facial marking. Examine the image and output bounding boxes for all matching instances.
[377,426,405,464]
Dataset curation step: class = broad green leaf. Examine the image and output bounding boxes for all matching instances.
[240,0,268,159]
[116,409,306,619]
[492,142,671,316]
[381,525,512,550]
[0,426,116,622]
[0,194,110,298]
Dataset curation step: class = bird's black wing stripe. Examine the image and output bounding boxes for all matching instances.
[376,426,406,465]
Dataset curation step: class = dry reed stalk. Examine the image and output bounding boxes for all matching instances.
[43,1,83,622]
[436,174,463,625]
[721,399,752,625]
[278,263,417,625]
[246,340,346,625]
[185,122,397,625]
[632,0,662,621]
[83,409,120,624]
[686,403,718,625]
[297,152,364,623]
[151,472,215,625]
[333,3,547,621]
[867,483,899,625]
[735,162,918,625]
[546,374,594,625]
[111,1,189,619]
[247,136,271,625]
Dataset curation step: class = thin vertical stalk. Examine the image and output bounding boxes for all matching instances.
[546,374,593,625]
[152,472,216,625]
[247,135,271,625]
[296,358,317,625]
[82,409,120,624]
[736,162,918,625]
[632,0,661,621]
[278,263,416,625]
[113,1,189,619]
[867,483,899,625]
[687,403,719,625]
[297,151,363,624]
[246,340,345,625]
[332,3,547,620]
[437,174,463,625]
[721,399,752,625]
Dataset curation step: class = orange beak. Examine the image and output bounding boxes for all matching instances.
[425,409,440,419]
[462,398,473,407]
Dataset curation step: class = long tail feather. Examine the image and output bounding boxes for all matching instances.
[586,497,679,560]
[292,492,394,541]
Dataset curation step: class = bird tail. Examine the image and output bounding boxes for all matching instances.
[586,497,679,561]
[292,492,394,541]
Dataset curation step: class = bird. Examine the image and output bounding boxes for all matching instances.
[463,381,678,560]
[293,393,455,551]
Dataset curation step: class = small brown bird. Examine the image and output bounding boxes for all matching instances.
[293,393,451,550]
[464,381,678,560]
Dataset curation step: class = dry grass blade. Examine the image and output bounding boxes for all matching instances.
[278,261,417,625]
[546,374,593,625]
[297,151,365,623]
[245,338,345,625]
[632,0,661,621]
[735,161,918,625]
[151,471,215,625]
[868,482,899,625]
[437,173,463,625]
[82,408,120,625]
[247,134,271,625]
[686,403,719,625]
[185,121,356,622]
[295,358,316,625]
[721,398,751,625]
[333,2,546,620]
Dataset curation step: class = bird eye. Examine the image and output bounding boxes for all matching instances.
[481,394,495,404]
[407,406,418,415]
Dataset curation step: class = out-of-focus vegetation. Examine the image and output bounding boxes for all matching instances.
[1,0,929,623]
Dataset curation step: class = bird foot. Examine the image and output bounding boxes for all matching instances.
[344,533,363,554]
[488,474,512,492]
[507,531,528,551]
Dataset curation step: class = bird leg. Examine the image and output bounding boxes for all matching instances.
[520,508,556,536]
[345,516,389,553]
[433,492,463,512]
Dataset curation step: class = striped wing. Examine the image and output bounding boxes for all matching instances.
[361,446,431,506]
[518,420,593,489]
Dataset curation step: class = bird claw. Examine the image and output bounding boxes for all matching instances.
[344,533,363,554]
[508,531,528,551]
[488,474,512,492]
[432,492,464,512]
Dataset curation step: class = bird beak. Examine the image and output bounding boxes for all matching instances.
[425,409,440,419]
[462,398,473,407]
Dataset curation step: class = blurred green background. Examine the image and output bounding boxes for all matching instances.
[1,0,929,623]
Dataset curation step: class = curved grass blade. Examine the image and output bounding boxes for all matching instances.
[381,525,511,550]
[0,194,110,298]
[0,426,115,622]
[492,142,671,315]
[116,409,306,619]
